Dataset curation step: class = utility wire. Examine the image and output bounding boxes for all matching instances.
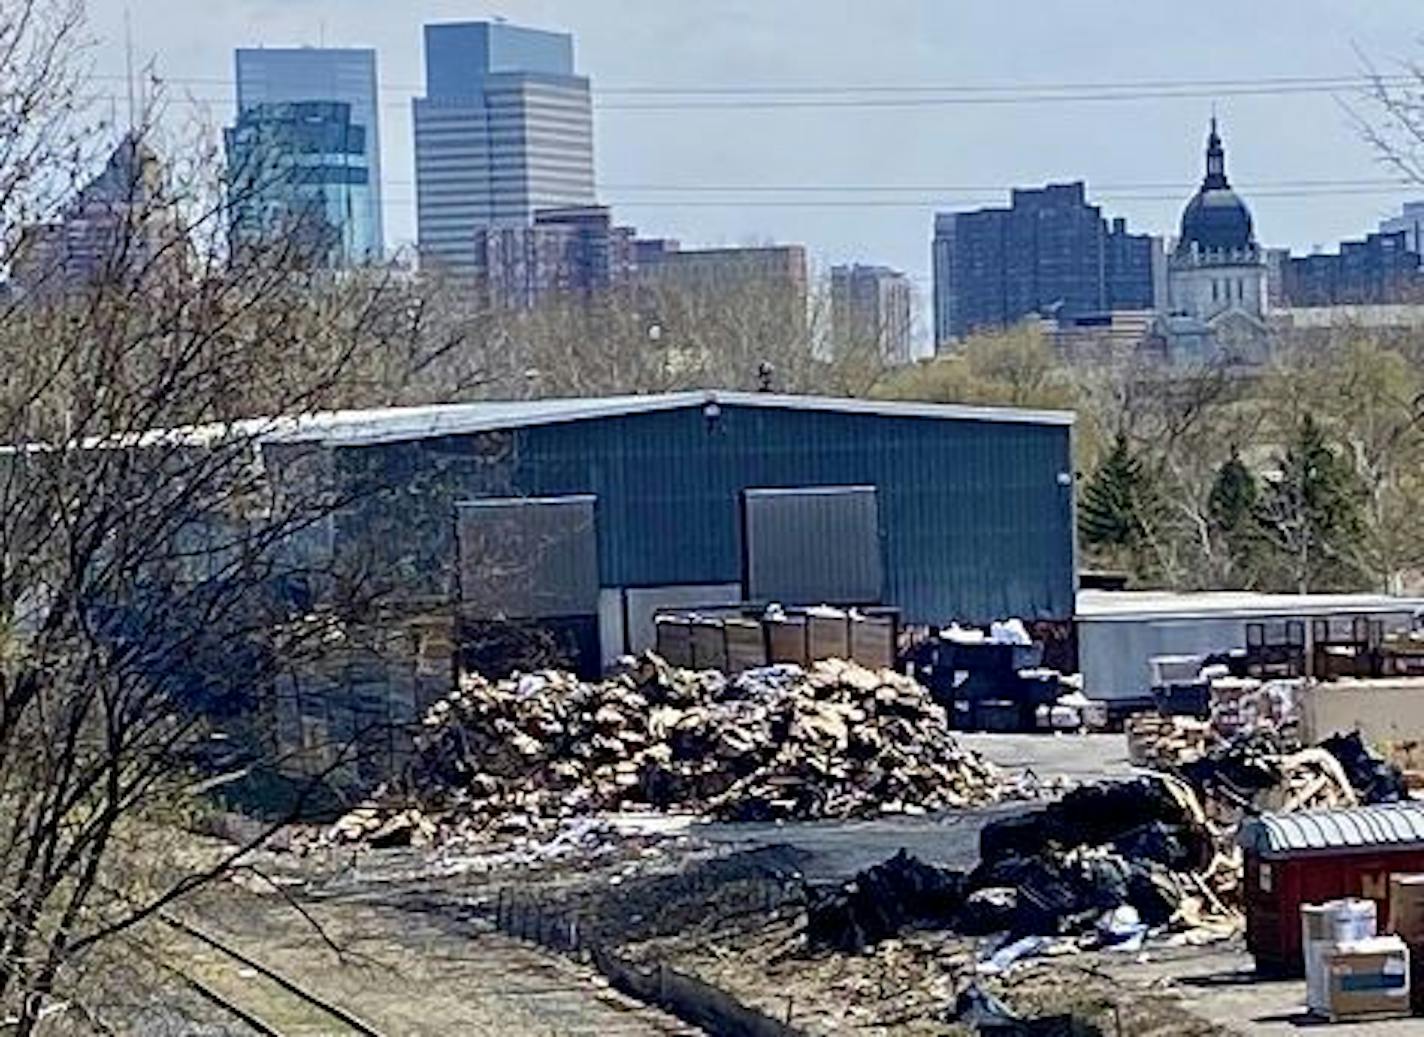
[598,178,1411,193]
[90,70,1416,95]
[83,72,1415,112]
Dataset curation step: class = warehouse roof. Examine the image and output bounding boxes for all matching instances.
[1077,589,1424,623]
[1239,804,1424,857]
[251,390,1075,448]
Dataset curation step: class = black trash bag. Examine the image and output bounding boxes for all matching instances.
[1109,821,1194,870]
[1050,779,1197,846]
[805,849,964,952]
[954,982,1018,1027]
[980,810,1054,865]
[968,853,1131,937]
[979,778,1201,866]
[960,887,1020,935]
[1319,731,1408,804]
[1125,861,1189,927]
[1179,748,1279,799]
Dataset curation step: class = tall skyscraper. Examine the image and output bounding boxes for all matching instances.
[12,135,181,297]
[931,182,1156,348]
[413,21,595,277]
[830,264,914,365]
[225,102,372,267]
[233,47,383,261]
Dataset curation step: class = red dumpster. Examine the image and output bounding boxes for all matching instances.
[1239,804,1424,975]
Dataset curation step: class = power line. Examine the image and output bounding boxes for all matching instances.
[598,177,1412,194]
[84,71,1414,113]
[596,83,1407,110]
[91,69,1415,95]
[375,185,1417,209]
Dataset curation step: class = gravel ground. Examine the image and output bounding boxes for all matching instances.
[160,881,700,1036]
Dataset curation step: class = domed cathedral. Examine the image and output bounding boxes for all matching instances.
[1159,118,1270,365]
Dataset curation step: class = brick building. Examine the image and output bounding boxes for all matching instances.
[932,182,1157,347]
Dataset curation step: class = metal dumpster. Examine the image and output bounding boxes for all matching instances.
[1239,804,1424,975]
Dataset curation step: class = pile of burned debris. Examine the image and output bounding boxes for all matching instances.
[805,733,1411,959]
[329,653,1021,845]
[805,776,1231,956]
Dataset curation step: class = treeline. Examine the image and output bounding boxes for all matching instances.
[872,325,1424,595]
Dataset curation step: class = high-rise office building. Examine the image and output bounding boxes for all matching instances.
[830,264,914,365]
[11,134,180,296]
[931,182,1156,347]
[472,206,639,308]
[234,47,383,261]
[225,102,372,267]
[413,21,595,277]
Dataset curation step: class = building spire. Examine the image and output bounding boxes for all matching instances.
[1204,114,1228,190]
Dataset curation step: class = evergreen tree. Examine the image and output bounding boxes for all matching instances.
[1258,415,1366,591]
[1079,434,1152,552]
[1208,447,1260,584]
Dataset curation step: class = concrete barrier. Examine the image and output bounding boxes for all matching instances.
[1300,678,1424,746]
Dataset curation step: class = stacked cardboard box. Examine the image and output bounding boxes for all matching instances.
[1321,938,1411,1021]
[1304,898,1412,1021]
[1388,873,1424,1015]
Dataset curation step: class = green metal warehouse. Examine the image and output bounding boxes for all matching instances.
[261,390,1077,671]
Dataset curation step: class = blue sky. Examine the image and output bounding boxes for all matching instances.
[94,0,1424,299]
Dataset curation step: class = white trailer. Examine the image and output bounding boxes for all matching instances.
[1076,590,1424,701]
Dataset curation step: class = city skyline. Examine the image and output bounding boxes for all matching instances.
[86,2,1424,321]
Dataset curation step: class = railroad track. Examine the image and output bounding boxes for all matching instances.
[151,911,386,1036]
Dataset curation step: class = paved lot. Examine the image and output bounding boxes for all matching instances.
[956,731,1135,781]
[1117,944,1421,1035]
[698,732,1135,880]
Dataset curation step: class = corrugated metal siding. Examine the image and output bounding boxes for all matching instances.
[327,401,1075,623]
[1240,805,1424,856]
[744,486,882,604]
[455,496,598,618]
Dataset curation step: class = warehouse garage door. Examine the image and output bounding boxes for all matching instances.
[455,495,600,676]
[743,486,883,606]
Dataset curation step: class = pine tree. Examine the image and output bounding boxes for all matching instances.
[1079,434,1151,551]
[1208,447,1260,583]
[1258,415,1366,591]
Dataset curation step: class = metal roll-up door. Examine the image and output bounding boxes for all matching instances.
[743,485,883,605]
[456,495,598,618]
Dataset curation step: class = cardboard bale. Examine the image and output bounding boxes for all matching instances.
[655,618,693,669]
[850,616,896,671]
[766,617,808,665]
[690,620,728,673]
[1321,936,1411,1021]
[723,618,768,674]
[807,611,850,661]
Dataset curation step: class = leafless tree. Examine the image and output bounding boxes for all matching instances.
[0,5,497,1027]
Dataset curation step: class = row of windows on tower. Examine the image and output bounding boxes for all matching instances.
[1211,279,1247,304]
